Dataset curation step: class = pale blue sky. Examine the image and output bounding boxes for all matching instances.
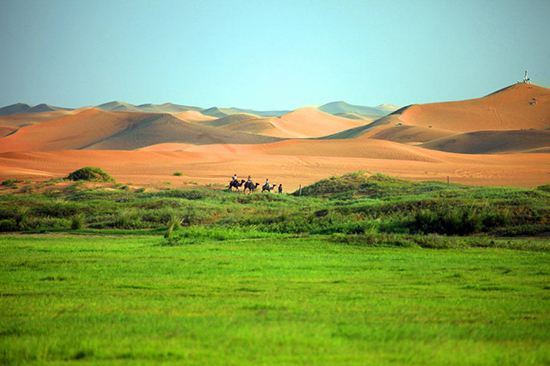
[1,0,549,110]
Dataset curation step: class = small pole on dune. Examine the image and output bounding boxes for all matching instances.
[447,176,450,185]
[299,184,302,196]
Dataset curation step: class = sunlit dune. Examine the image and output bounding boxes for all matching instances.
[271,107,370,138]
[397,83,550,132]
[172,110,216,122]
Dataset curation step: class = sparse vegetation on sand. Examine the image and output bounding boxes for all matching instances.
[66,166,114,182]
[0,172,548,365]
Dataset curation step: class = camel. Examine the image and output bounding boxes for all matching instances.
[244,181,260,193]
[228,179,246,192]
[262,183,277,192]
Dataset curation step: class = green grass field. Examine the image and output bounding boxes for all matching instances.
[1,234,548,365]
[1,172,549,365]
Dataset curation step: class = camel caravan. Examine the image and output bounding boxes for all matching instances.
[228,174,283,194]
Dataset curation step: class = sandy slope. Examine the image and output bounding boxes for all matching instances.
[324,83,550,154]
[0,110,76,130]
[270,107,369,138]
[397,83,550,132]
[1,139,548,190]
[421,129,550,153]
[369,124,457,144]
[0,109,280,152]
[0,83,548,190]
[172,110,216,122]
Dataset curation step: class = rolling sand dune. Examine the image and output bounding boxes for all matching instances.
[0,103,71,116]
[323,83,550,154]
[369,124,457,144]
[319,101,397,119]
[0,109,280,152]
[84,114,279,150]
[271,107,370,138]
[0,146,547,190]
[0,126,16,137]
[0,109,135,152]
[334,112,369,120]
[198,109,371,138]
[0,83,548,190]
[97,101,201,113]
[396,83,550,132]
[0,110,76,130]
[421,129,550,154]
[172,110,216,123]
[202,113,259,128]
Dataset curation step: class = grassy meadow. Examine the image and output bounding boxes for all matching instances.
[0,171,549,365]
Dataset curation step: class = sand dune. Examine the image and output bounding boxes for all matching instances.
[369,124,457,144]
[203,115,293,138]
[172,110,216,123]
[198,109,371,138]
[319,101,397,119]
[324,83,550,154]
[0,83,548,190]
[421,129,550,154]
[334,112,369,120]
[96,101,201,113]
[395,83,550,132]
[1,145,548,190]
[0,126,16,137]
[202,113,259,127]
[271,107,369,138]
[0,109,280,152]
[0,109,77,130]
[0,103,71,116]
[85,114,279,150]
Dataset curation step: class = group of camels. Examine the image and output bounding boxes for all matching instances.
[228,178,280,193]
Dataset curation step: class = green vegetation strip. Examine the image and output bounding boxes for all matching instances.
[1,234,548,365]
[1,173,549,237]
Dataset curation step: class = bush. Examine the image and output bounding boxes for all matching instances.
[1,179,22,188]
[31,202,81,218]
[173,172,183,176]
[0,219,18,232]
[411,207,482,235]
[112,210,142,229]
[67,167,114,182]
[71,214,85,230]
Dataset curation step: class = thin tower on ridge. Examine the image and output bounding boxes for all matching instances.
[522,70,530,84]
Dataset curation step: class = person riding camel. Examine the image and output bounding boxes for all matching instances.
[232,173,237,182]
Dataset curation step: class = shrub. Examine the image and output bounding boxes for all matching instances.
[411,206,483,235]
[164,215,181,244]
[112,210,142,229]
[66,167,114,182]
[0,219,18,232]
[71,214,85,230]
[173,172,183,176]
[31,202,80,218]
[1,179,22,188]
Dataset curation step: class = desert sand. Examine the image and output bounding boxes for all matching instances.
[0,83,548,190]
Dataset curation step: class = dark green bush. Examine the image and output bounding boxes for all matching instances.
[71,214,85,230]
[0,219,18,232]
[67,167,114,182]
[411,207,483,235]
[1,179,22,188]
[31,202,81,218]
